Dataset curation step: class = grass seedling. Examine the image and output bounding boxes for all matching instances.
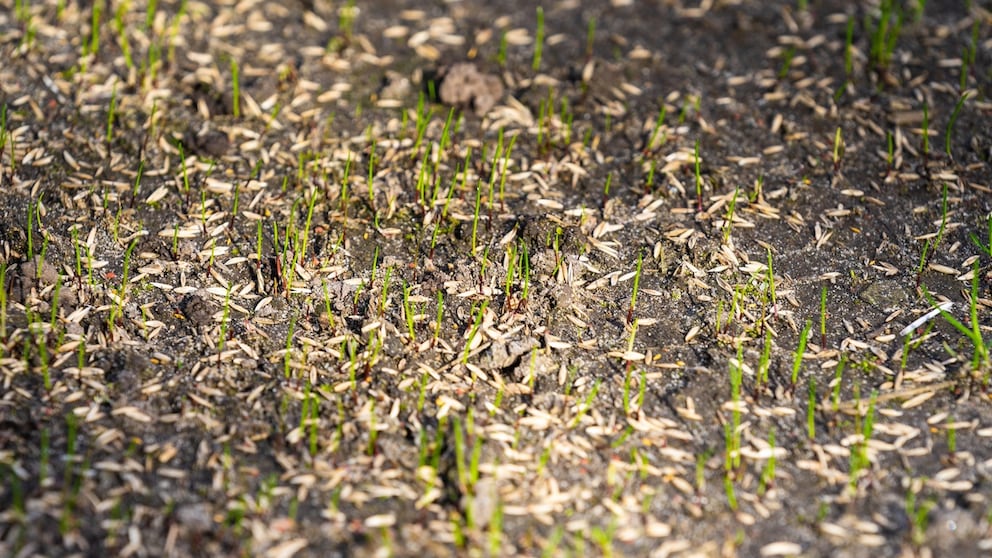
[915,239,931,288]
[415,150,431,205]
[905,488,934,547]
[339,0,356,45]
[0,104,8,156]
[844,16,855,78]
[60,412,79,534]
[728,342,744,470]
[366,399,378,456]
[1,104,15,175]
[113,1,133,71]
[832,126,843,171]
[177,143,191,207]
[141,39,162,90]
[341,340,356,389]
[695,449,711,493]
[411,94,434,159]
[299,383,313,454]
[49,275,62,330]
[807,377,817,439]
[589,520,618,555]
[970,213,992,258]
[496,29,508,67]
[366,138,377,211]
[778,46,796,79]
[217,284,232,356]
[791,320,812,386]
[84,243,95,289]
[831,354,846,411]
[462,300,489,367]
[916,183,949,285]
[868,0,904,73]
[106,83,117,148]
[561,95,574,144]
[623,325,639,414]
[26,201,34,261]
[438,107,456,154]
[428,186,455,259]
[402,281,416,341]
[28,307,51,390]
[626,250,643,325]
[107,239,138,332]
[166,0,187,64]
[645,103,667,152]
[479,245,492,291]
[296,152,307,186]
[518,240,531,303]
[848,388,878,492]
[299,188,318,263]
[378,266,392,317]
[339,151,352,212]
[961,20,979,91]
[224,57,239,119]
[756,328,773,393]
[532,6,544,72]
[145,0,157,29]
[284,313,296,378]
[923,260,989,372]
[724,426,739,510]
[14,0,30,25]
[452,417,469,493]
[85,0,101,62]
[757,429,776,496]
[504,242,517,302]
[487,501,504,556]
[585,17,596,60]
[570,379,601,427]
[130,160,145,207]
[0,264,7,345]
[549,226,563,278]
[309,389,320,457]
[601,172,612,210]
[886,130,895,171]
[945,92,969,157]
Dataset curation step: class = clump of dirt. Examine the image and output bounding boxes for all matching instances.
[437,62,504,114]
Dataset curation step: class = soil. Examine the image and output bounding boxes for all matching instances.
[1,0,992,557]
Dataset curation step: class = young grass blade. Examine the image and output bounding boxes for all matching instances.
[532,7,544,72]
[945,92,970,157]
[791,320,812,386]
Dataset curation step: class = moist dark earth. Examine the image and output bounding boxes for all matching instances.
[1,0,992,556]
